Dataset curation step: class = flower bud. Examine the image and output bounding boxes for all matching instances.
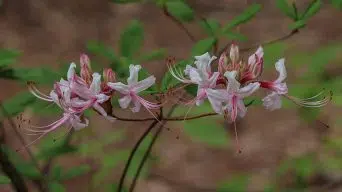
[218,51,229,75]
[80,54,93,85]
[103,68,116,83]
[230,43,239,64]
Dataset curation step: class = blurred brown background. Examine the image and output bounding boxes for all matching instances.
[0,0,342,191]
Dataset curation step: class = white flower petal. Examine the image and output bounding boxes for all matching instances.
[274,58,287,83]
[208,72,220,88]
[194,52,217,74]
[189,68,203,85]
[70,115,89,131]
[224,71,240,93]
[95,93,110,104]
[90,73,101,94]
[93,103,116,122]
[238,82,260,98]
[131,99,141,113]
[262,92,282,111]
[132,76,156,93]
[119,95,132,109]
[127,64,141,85]
[248,46,264,66]
[107,82,130,94]
[206,89,227,114]
[67,63,76,81]
[237,99,247,118]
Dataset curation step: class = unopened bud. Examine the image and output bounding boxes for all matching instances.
[80,54,93,85]
[103,68,116,83]
[230,43,239,64]
[218,52,228,74]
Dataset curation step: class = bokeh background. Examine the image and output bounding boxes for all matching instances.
[1,0,342,191]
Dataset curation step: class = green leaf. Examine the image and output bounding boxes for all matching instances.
[16,163,42,179]
[199,18,220,36]
[110,0,140,3]
[217,175,249,192]
[0,92,36,117]
[60,165,91,180]
[331,0,342,9]
[0,49,20,67]
[263,42,287,69]
[300,0,321,20]
[182,117,229,147]
[48,182,66,192]
[289,20,306,30]
[165,1,194,22]
[119,20,144,58]
[50,165,63,181]
[222,4,261,32]
[222,30,248,41]
[107,183,128,192]
[191,37,216,56]
[0,175,11,184]
[12,67,60,84]
[276,0,297,20]
[86,41,119,62]
[138,49,167,62]
[184,84,197,97]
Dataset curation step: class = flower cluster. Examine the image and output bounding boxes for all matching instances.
[25,54,159,147]
[168,43,331,152]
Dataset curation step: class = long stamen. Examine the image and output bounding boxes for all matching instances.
[284,90,332,108]
[135,96,161,122]
[233,121,242,154]
[27,82,53,101]
[167,62,191,84]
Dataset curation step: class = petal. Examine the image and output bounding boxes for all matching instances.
[262,92,282,111]
[132,76,156,93]
[229,44,239,63]
[127,64,141,85]
[224,71,240,93]
[119,95,132,109]
[273,82,288,95]
[208,72,220,88]
[50,90,61,107]
[107,82,130,95]
[95,93,110,104]
[237,99,247,118]
[206,89,229,103]
[188,68,203,85]
[80,54,91,69]
[90,72,101,94]
[195,88,206,106]
[93,103,116,122]
[70,81,93,99]
[206,89,226,114]
[194,52,217,74]
[67,63,76,81]
[184,65,196,76]
[274,58,287,83]
[248,46,264,66]
[71,115,89,131]
[131,98,142,113]
[237,82,260,98]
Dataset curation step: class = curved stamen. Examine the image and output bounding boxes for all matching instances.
[284,90,332,108]
[27,82,53,102]
[167,63,192,84]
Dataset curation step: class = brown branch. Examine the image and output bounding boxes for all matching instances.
[218,29,299,57]
[111,113,155,122]
[165,112,218,121]
[0,102,47,191]
[162,6,196,42]
[0,122,28,192]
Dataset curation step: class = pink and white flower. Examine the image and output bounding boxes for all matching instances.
[207,71,260,121]
[107,64,160,113]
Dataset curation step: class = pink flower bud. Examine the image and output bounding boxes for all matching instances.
[80,54,93,85]
[103,68,116,83]
[218,51,228,75]
[229,43,239,64]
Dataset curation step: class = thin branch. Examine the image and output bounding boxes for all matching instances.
[162,6,196,42]
[111,113,155,122]
[128,105,178,192]
[117,120,159,192]
[0,102,47,191]
[218,30,299,57]
[165,112,217,121]
[0,122,28,192]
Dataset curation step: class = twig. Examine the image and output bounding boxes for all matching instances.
[218,30,299,57]
[128,105,178,192]
[111,113,155,122]
[0,122,28,192]
[162,6,196,42]
[117,120,159,192]
[165,112,217,121]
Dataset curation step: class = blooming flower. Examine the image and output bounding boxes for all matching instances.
[206,71,260,122]
[240,46,264,84]
[168,52,220,106]
[107,64,160,113]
